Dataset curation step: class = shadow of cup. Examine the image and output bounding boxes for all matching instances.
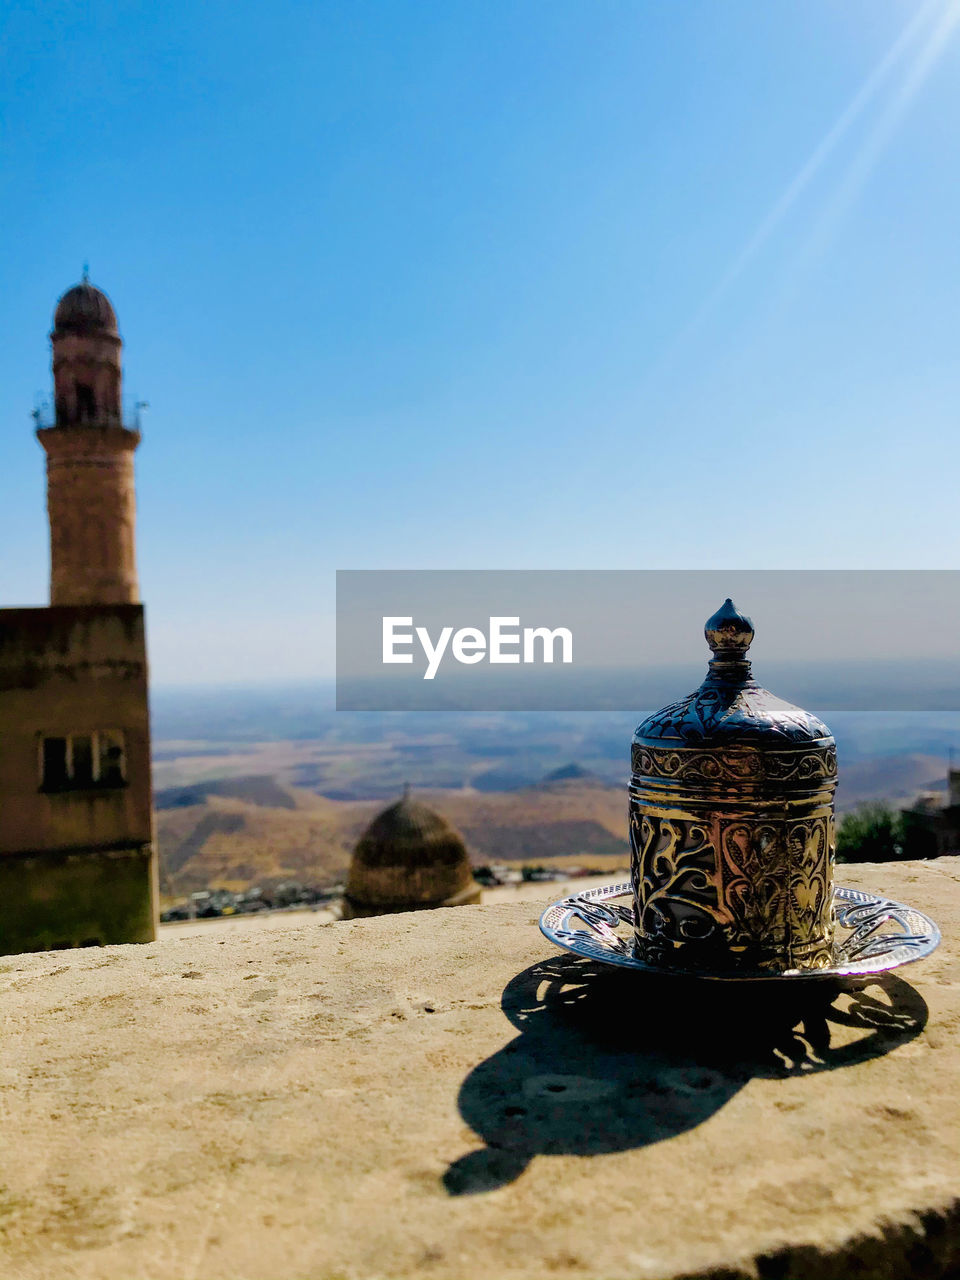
[444,952,927,1195]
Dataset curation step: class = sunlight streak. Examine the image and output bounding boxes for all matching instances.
[667,0,951,351]
[800,0,960,261]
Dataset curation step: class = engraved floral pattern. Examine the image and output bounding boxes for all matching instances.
[629,806,835,971]
[630,812,724,966]
[632,745,837,785]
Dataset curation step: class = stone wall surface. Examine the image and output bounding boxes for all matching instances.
[0,857,958,1280]
[0,605,151,856]
[37,426,140,607]
[0,604,156,952]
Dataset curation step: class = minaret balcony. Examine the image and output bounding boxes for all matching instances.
[31,397,147,432]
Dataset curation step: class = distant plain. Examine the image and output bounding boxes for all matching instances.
[152,685,958,900]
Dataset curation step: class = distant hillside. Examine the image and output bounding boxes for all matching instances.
[156,775,299,811]
[836,753,947,811]
[155,781,628,897]
[156,790,372,896]
[540,763,606,785]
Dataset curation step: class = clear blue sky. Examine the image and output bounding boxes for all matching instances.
[1,0,959,683]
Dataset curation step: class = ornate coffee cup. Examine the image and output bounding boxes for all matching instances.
[629,600,837,974]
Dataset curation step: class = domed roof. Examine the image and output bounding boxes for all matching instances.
[345,793,479,914]
[352,795,469,870]
[53,278,118,335]
[634,599,833,748]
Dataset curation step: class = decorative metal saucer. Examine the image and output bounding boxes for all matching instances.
[540,882,940,981]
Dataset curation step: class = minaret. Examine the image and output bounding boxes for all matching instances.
[36,275,141,606]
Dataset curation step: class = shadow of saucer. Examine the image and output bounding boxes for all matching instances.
[444,952,927,1195]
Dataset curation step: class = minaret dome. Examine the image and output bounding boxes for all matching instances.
[53,279,119,336]
[49,275,123,429]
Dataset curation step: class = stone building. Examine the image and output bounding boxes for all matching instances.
[901,767,960,859]
[342,791,481,918]
[0,278,157,954]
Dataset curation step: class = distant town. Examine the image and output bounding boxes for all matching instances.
[159,862,614,923]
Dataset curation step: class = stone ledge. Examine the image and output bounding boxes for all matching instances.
[0,857,958,1280]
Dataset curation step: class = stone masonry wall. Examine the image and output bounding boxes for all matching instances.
[0,856,956,1279]
[36,425,140,606]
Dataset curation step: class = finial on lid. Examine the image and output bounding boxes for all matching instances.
[704,598,754,657]
[81,262,90,283]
